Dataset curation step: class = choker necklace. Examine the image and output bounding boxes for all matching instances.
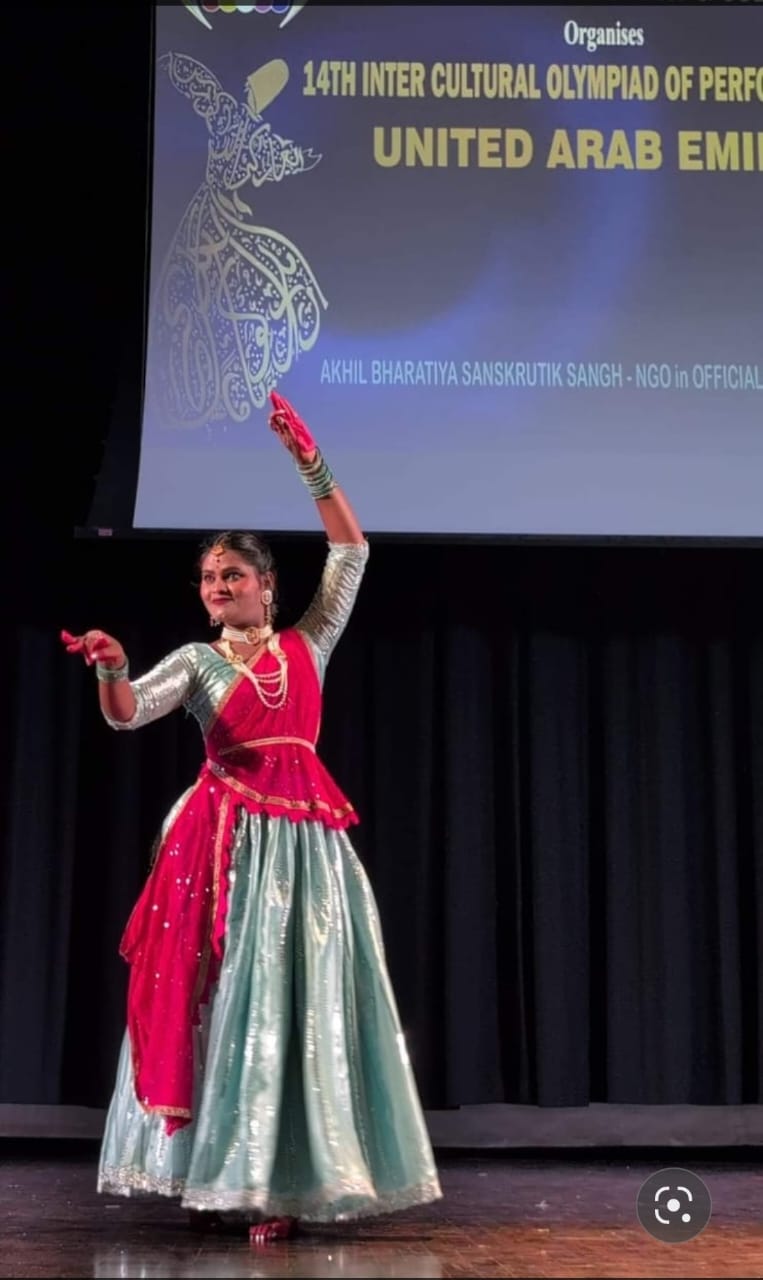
[221,624,273,645]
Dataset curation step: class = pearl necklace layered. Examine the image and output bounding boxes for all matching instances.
[218,628,288,711]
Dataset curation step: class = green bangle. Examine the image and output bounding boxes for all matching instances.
[96,660,129,683]
[297,449,336,500]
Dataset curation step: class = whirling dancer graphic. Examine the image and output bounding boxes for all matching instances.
[149,53,327,429]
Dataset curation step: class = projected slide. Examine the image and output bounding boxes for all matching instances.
[133,4,762,537]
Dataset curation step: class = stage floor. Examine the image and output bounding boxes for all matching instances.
[1,1145,761,1278]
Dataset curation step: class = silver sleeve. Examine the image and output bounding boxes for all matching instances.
[102,645,198,731]
[296,541,370,664]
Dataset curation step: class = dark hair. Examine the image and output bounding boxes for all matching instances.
[198,531,279,616]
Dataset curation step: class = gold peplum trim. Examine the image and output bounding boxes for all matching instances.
[217,736,316,756]
[207,759,355,823]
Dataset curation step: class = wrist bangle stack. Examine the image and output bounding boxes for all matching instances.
[297,449,337,500]
[96,660,129,683]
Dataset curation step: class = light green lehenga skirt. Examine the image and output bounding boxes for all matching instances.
[98,811,442,1221]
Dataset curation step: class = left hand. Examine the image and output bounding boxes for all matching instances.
[268,391,318,465]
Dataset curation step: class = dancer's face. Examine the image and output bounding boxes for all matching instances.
[200,550,270,628]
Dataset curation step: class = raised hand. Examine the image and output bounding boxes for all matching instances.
[268,391,318,464]
[60,629,126,669]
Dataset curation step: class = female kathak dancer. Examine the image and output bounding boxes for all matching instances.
[61,393,442,1242]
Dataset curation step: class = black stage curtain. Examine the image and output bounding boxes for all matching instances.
[3,6,761,1117]
[1,535,761,1112]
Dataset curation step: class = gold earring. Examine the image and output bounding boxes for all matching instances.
[261,588,273,629]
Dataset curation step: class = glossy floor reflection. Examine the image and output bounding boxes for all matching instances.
[92,1243,444,1277]
[1,1143,761,1278]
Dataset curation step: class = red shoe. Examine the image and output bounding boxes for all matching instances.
[249,1216,298,1244]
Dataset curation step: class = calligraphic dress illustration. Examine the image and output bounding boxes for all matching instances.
[149,53,327,429]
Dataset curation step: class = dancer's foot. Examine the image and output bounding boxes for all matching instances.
[249,1216,298,1244]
